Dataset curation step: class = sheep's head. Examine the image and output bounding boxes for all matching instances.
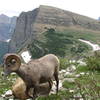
[3,53,21,76]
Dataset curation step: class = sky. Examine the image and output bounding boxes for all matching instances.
[0,0,100,19]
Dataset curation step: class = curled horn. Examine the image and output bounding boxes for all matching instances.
[4,53,21,70]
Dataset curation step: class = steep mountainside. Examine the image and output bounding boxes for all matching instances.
[9,5,100,53]
[0,14,17,63]
[0,41,8,63]
[0,14,17,41]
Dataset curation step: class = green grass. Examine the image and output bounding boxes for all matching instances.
[63,81,76,89]
[37,90,74,100]
[62,28,100,44]
[76,65,89,73]
[36,70,100,100]
[75,73,100,99]
[0,67,18,95]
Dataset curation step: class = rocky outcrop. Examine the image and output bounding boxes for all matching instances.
[9,8,39,52]
[9,5,100,52]
[0,14,17,41]
[0,14,16,63]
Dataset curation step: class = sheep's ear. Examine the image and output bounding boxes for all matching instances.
[5,53,21,71]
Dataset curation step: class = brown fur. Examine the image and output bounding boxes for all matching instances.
[3,54,60,99]
[12,78,28,100]
[12,78,52,100]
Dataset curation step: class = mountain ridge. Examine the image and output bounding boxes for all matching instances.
[9,5,100,52]
[0,14,17,63]
[0,14,17,41]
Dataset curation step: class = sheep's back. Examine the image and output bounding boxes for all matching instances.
[22,54,59,83]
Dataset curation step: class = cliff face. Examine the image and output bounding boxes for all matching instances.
[0,41,8,63]
[9,5,100,52]
[9,8,39,52]
[0,14,17,41]
[0,14,17,63]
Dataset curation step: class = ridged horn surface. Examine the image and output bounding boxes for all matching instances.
[4,53,21,71]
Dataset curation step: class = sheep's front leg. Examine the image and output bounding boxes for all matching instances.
[25,86,33,99]
[33,83,39,100]
[48,79,53,90]
[54,73,59,93]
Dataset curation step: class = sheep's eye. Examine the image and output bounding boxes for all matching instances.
[11,59,16,64]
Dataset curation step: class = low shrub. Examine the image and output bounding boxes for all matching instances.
[85,51,100,71]
[59,57,70,70]
[75,74,100,99]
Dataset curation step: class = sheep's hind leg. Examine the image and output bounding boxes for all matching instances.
[33,83,39,100]
[54,73,59,93]
[48,79,53,90]
[25,86,33,99]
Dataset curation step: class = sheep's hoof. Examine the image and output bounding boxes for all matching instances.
[32,95,38,100]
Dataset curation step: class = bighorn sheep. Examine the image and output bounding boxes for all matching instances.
[3,53,59,99]
[12,77,53,100]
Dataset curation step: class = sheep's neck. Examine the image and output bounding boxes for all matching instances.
[16,68,33,86]
[16,68,26,81]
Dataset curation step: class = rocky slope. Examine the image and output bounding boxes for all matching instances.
[9,5,100,52]
[0,41,9,63]
[0,14,17,63]
[0,14,17,41]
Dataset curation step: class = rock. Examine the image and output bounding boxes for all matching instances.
[80,72,85,75]
[4,90,12,97]
[75,74,81,78]
[59,69,66,74]
[0,14,17,41]
[51,80,62,94]
[64,72,74,76]
[77,59,86,66]
[11,72,16,75]
[59,69,67,79]
[66,65,76,72]
[69,89,74,93]
[1,94,5,98]
[0,97,4,100]
[74,93,83,100]
[69,60,76,63]
[1,90,14,100]
[63,78,75,83]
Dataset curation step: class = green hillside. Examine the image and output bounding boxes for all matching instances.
[28,28,100,59]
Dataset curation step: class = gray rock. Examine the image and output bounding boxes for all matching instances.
[66,65,76,72]
[63,78,75,83]
[0,14,17,41]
